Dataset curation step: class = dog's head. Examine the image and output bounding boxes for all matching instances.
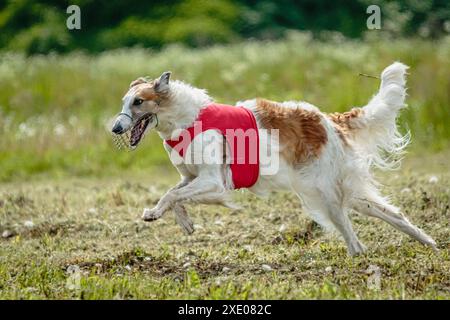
[111,71,171,147]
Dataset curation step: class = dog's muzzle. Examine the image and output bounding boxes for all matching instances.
[111,112,157,151]
[112,122,124,134]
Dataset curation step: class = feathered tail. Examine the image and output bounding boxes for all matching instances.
[330,62,410,169]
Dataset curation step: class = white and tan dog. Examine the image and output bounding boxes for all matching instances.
[111,62,436,256]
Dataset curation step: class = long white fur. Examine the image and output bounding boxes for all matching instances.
[118,62,436,256]
[346,62,411,169]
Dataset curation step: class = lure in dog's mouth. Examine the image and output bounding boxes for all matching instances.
[112,113,156,150]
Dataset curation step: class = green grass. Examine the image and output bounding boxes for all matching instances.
[1,34,450,182]
[0,151,449,299]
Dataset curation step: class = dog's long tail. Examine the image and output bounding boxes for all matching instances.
[329,62,410,169]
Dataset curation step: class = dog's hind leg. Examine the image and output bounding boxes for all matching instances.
[295,187,367,256]
[352,196,437,249]
[320,197,367,256]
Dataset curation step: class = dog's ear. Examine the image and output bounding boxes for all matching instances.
[154,71,171,94]
[129,77,147,88]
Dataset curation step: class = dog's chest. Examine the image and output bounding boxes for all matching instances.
[164,103,261,189]
[165,130,226,177]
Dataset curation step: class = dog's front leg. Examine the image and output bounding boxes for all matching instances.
[142,177,191,221]
[172,203,194,235]
[144,136,229,224]
[142,176,225,221]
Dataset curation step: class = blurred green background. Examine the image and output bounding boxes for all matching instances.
[0,0,449,182]
[2,0,450,54]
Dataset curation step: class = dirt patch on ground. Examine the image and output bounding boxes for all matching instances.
[63,249,288,279]
[1,222,82,240]
[272,221,321,245]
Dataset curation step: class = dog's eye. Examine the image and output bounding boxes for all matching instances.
[133,98,144,106]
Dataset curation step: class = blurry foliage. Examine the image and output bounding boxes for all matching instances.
[0,0,449,54]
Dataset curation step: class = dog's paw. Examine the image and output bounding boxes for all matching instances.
[225,202,242,213]
[349,241,367,257]
[142,207,163,221]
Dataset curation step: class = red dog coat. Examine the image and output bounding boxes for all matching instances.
[165,103,260,189]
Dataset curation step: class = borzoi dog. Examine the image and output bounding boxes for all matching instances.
[111,62,436,256]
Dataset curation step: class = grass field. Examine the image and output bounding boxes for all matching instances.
[0,151,449,299]
[0,35,449,299]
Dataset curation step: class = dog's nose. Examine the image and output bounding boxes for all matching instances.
[112,122,123,134]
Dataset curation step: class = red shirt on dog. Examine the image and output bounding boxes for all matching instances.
[165,103,260,189]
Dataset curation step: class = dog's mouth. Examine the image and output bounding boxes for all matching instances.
[130,113,154,147]
[112,113,155,150]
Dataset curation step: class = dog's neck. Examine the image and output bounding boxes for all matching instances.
[156,80,213,140]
